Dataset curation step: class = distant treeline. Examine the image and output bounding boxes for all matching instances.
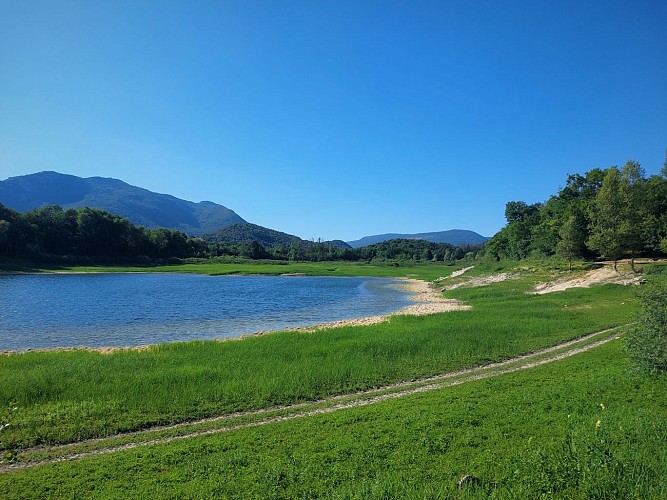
[0,204,481,263]
[487,158,667,268]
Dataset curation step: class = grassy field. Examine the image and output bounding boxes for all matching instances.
[0,256,517,281]
[0,259,544,281]
[1,259,664,497]
[2,339,666,498]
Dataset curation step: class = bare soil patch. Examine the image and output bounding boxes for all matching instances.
[439,272,515,291]
[531,261,643,295]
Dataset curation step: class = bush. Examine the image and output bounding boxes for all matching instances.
[625,279,667,373]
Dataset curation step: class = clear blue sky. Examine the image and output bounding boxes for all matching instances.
[1,1,666,241]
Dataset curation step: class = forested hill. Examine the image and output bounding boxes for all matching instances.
[202,223,351,249]
[487,159,667,267]
[0,171,245,236]
[347,230,489,248]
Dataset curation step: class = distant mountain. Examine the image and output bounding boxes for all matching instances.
[0,171,245,235]
[203,222,351,249]
[347,230,489,248]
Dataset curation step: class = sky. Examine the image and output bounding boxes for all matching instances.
[1,1,666,242]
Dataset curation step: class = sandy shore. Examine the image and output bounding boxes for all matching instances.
[271,278,470,335]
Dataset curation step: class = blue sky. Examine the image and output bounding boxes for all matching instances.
[1,1,666,241]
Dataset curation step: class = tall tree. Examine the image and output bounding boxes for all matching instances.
[557,215,585,270]
[619,160,647,272]
[503,201,541,259]
[587,168,625,271]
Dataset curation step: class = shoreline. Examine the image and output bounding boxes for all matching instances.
[238,278,471,336]
[1,278,469,355]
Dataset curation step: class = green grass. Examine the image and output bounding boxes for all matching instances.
[0,257,458,280]
[3,340,666,498]
[0,271,636,450]
[1,257,522,281]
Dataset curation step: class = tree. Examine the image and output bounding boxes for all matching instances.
[23,205,78,254]
[619,160,647,272]
[502,202,541,259]
[587,168,625,271]
[557,215,585,270]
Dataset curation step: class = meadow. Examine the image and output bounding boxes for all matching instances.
[0,257,468,280]
[1,259,664,497]
[2,338,666,498]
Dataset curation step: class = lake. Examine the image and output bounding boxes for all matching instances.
[0,274,414,351]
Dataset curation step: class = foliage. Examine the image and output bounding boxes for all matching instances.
[557,215,585,269]
[625,277,667,373]
[0,205,204,260]
[0,204,485,263]
[587,167,626,268]
[488,157,667,263]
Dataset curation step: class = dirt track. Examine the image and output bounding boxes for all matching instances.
[0,326,625,473]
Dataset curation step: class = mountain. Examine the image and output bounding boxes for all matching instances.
[0,171,245,235]
[347,230,489,248]
[203,222,351,249]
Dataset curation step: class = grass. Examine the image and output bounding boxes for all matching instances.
[0,256,510,281]
[0,268,637,450]
[2,339,666,498]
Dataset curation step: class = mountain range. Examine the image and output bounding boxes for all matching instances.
[0,171,488,247]
[346,230,489,248]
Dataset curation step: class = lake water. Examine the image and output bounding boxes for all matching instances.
[0,274,414,351]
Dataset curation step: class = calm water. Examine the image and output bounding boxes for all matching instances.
[0,274,414,350]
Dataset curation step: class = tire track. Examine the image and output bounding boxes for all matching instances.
[0,327,624,473]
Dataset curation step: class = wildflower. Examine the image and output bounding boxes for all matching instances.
[596,419,602,430]
[600,403,605,411]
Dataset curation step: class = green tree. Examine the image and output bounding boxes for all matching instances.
[619,160,647,272]
[587,168,625,271]
[24,205,78,254]
[557,215,585,270]
[503,201,541,259]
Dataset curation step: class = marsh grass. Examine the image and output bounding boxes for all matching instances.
[0,272,636,449]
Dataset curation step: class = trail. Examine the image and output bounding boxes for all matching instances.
[0,326,625,473]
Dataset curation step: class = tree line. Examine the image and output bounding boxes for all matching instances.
[0,205,198,260]
[486,158,667,269]
[0,204,480,263]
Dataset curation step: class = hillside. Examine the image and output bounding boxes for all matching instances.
[347,229,489,248]
[0,171,245,236]
[203,222,351,249]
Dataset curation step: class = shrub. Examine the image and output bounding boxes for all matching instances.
[625,279,667,373]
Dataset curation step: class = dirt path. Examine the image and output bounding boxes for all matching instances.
[0,326,625,473]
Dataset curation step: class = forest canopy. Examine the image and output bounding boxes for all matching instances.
[0,204,472,263]
[486,159,667,268]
